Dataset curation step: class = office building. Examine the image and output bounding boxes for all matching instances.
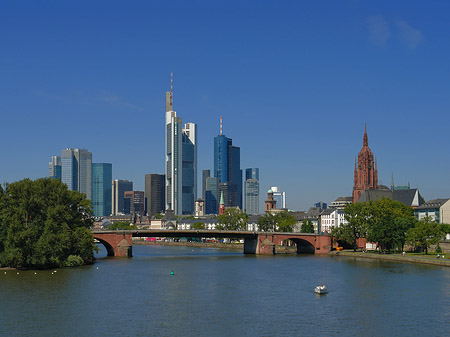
[205,177,219,214]
[124,191,145,215]
[202,169,210,199]
[213,116,242,208]
[145,174,165,217]
[92,163,112,217]
[112,179,133,215]
[49,156,62,180]
[165,73,197,215]
[245,168,259,215]
[270,186,286,209]
[61,148,92,200]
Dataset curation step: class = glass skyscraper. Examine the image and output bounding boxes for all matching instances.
[61,148,92,200]
[213,128,242,209]
[205,177,219,214]
[165,73,197,215]
[49,156,62,180]
[112,179,133,215]
[92,163,112,217]
[245,168,260,215]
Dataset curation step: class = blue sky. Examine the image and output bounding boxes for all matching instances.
[1,0,449,211]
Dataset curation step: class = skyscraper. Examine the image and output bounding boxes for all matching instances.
[145,174,165,217]
[202,169,210,199]
[352,125,378,203]
[92,163,112,217]
[213,117,242,208]
[205,176,219,214]
[165,73,197,215]
[245,168,259,215]
[49,155,62,180]
[124,191,145,215]
[61,148,92,200]
[111,179,133,215]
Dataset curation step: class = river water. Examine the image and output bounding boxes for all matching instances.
[1,244,449,336]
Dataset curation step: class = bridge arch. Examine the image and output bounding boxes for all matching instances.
[94,237,116,257]
[288,238,316,254]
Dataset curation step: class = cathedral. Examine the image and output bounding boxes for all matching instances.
[352,125,378,203]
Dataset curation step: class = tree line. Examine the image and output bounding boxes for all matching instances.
[0,178,97,269]
[331,198,449,253]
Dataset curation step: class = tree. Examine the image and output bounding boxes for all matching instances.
[406,217,445,254]
[108,222,137,230]
[331,202,369,251]
[192,222,205,230]
[0,178,96,269]
[366,198,415,252]
[301,219,315,233]
[257,212,295,232]
[217,208,248,231]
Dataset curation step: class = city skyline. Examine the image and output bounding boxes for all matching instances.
[1,1,449,211]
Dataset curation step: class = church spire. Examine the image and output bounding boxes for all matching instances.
[363,123,368,147]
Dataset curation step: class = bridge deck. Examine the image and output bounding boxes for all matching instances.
[93,230,326,239]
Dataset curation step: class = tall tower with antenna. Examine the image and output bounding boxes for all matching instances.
[164,73,197,215]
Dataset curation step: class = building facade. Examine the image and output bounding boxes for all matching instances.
[352,125,378,203]
[145,174,165,217]
[124,191,145,215]
[49,155,62,180]
[244,168,259,215]
[165,73,197,215]
[202,169,210,199]
[213,119,242,209]
[111,179,133,215]
[61,148,92,200]
[414,198,450,223]
[205,176,219,214]
[92,163,112,217]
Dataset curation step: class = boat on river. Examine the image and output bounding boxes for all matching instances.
[315,284,327,294]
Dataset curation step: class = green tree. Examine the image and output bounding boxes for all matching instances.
[192,222,205,229]
[301,219,315,233]
[366,198,415,252]
[108,221,136,230]
[0,178,96,269]
[257,212,295,232]
[331,202,369,251]
[217,208,248,230]
[406,216,445,254]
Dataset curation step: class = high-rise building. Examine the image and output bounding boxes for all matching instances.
[61,148,92,199]
[165,73,197,215]
[124,191,145,215]
[49,156,62,180]
[92,163,112,217]
[145,174,165,217]
[213,117,242,208]
[270,186,286,209]
[245,168,259,215]
[202,169,210,199]
[352,125,378,203]
[111,179,133,215]
[182,122,197,215]
[205,177,219,214]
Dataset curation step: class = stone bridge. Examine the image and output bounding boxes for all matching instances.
[93,230,332,257]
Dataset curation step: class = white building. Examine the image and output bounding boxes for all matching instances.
[319,208,349,233]
[270,186,286,209]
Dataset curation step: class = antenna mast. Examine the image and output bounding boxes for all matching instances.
[220,115,223,135]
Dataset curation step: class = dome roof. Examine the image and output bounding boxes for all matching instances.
[268,188,273,194]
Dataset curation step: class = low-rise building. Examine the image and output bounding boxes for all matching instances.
[414,198,450,223]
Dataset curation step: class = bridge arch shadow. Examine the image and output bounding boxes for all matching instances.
[94,237,115,257]
[287,238,315,254]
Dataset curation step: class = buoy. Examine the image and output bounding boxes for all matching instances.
[96,267,99,269]
[170,269,175,275]
[17,272,19,275]
[34,272,37,275]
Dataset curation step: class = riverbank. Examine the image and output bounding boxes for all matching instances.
[329,250,450,267]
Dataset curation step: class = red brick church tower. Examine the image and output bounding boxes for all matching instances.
[352,125,378,203]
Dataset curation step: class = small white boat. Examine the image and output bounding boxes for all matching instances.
[315,284,327,294]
